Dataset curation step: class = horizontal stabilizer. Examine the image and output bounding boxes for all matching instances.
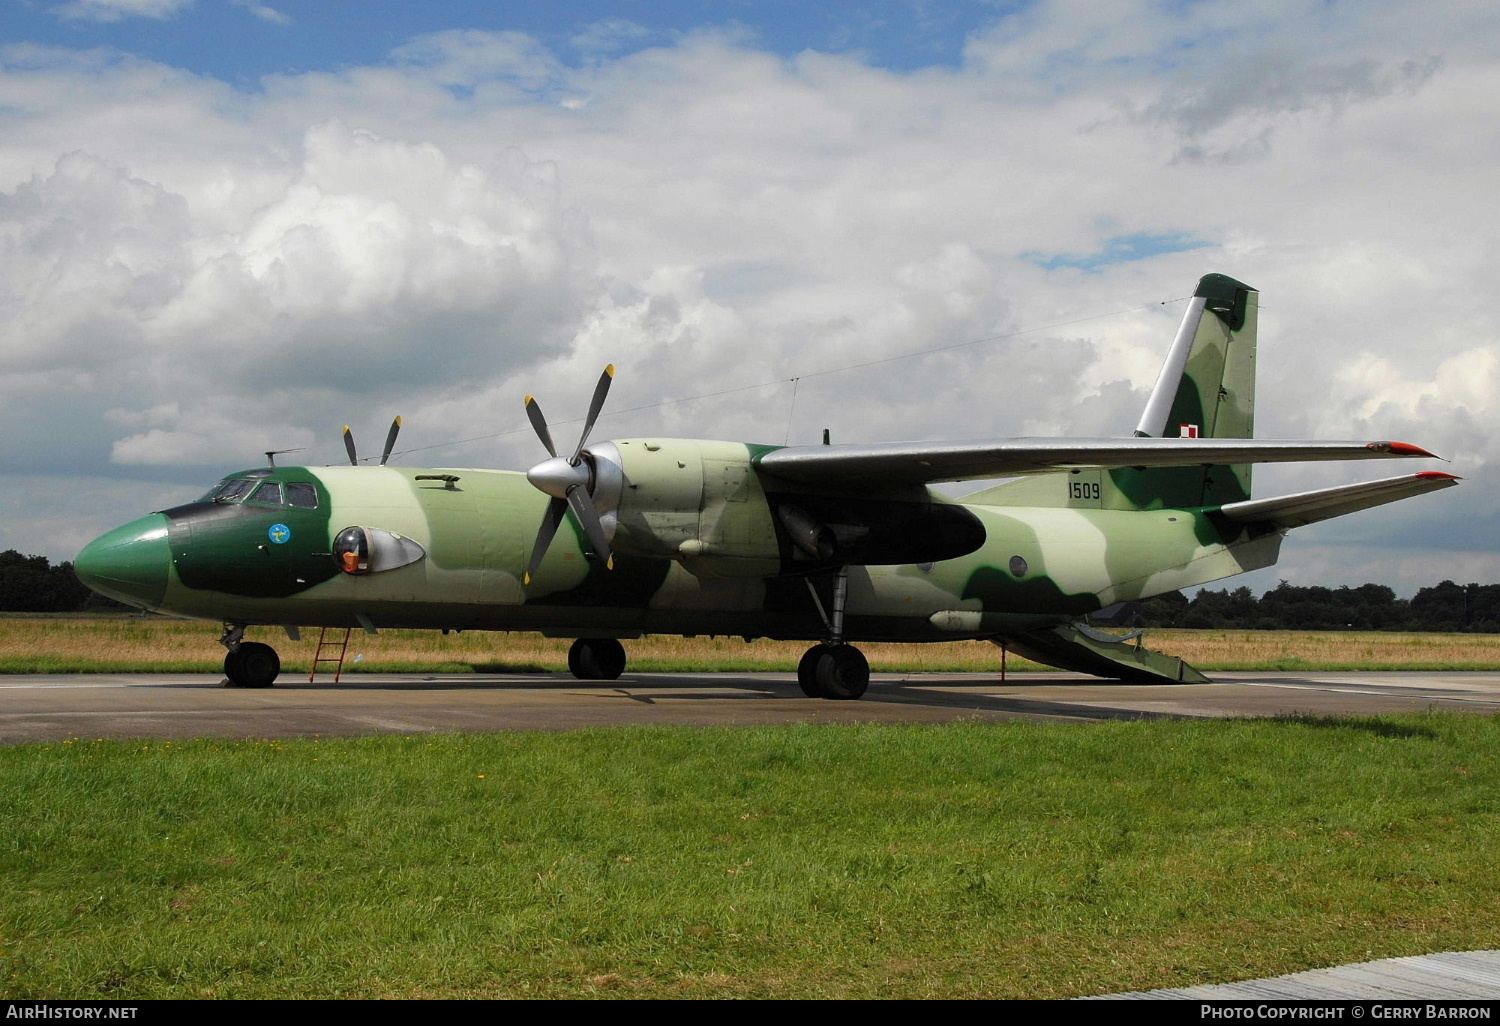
[1217,471,1460,530]
[756,437,1438,489]
[996,622,1210,684]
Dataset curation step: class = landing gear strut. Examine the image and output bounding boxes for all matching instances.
[796,567,870,700]
[568,638,627,680]
[219,623,281,688]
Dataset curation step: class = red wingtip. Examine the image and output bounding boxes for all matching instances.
[1379,441,1436,457]
[1416,471,1461,481]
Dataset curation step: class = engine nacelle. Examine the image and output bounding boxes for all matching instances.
[587,437,987,578]
[597,439,781,577]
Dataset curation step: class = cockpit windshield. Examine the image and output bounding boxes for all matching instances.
[201,478,256,503]
[247,481,284,506]
[195,476,319,508]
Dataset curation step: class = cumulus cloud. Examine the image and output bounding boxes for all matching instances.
[390,30,564,93]
[232,1,289,27]
[1,0,1496,594]
[52,0,192,22]
[0,122,599,476]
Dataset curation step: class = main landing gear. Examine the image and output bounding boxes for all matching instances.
[567,637,627,680]
[219,624,281,688]
[795,567,871,700]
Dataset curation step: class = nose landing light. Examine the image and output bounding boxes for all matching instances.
[74,513,172,609]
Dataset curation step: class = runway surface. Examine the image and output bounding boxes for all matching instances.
[1095,949,1500,1000]
[4,669,1500,743]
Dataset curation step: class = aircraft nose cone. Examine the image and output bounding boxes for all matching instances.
[526,455,589,500]
[74,513,171,610]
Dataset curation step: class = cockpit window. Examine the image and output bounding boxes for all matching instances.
[204,478,256,503]
[247,481,284,506]
[285,482,318,509]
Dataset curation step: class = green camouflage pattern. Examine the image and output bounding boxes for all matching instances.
[978,274,1259,512]
[81,449,1284,643]
[72,273,1445,683]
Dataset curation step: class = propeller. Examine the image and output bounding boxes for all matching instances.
[341,416,403,466]
[523,365,616,585]
[381,416,402,466]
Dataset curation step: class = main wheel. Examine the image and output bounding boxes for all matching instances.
[796,645,827,697]
[225,642,280,688]
[814,644,869,701]
[567,638,627,680]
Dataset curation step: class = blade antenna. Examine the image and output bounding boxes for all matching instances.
[265,447,305,468]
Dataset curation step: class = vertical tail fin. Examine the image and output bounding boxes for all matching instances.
[966,273,1259,512]
[1117,273,1259,507]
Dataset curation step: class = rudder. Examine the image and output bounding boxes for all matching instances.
[1119,272,1259,507]
[966,273,1260,512]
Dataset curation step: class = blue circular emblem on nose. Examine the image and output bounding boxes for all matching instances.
[268,523,291,545]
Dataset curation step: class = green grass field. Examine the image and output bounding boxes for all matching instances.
[4,614,1500,674]
[3,715,1499,999]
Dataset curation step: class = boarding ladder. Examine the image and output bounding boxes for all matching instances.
[309,627,352,682]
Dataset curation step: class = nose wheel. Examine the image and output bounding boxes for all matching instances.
[567,638,627,680]
[223,640,281,688]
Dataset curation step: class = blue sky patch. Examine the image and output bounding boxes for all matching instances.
[1023,231,1212,272]
[4,1,1032,86]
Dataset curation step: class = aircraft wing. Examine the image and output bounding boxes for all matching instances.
[754,438,1438,488]
[1215,471,1460,530]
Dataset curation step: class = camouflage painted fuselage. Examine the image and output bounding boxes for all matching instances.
[87,442,1279,643]
[75,273,1457,689]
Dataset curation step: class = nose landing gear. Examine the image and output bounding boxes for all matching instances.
[796,642,869,700]
[219,624,281,688]
[567,637,627,680]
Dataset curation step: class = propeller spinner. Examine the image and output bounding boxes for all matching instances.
[523,365,616,585]
[342,416,404,466]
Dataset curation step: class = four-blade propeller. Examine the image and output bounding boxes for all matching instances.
[523,365,616,585]
[329,371,618,586]
[342,416,403,467]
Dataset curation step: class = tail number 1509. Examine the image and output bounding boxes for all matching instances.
[1068,481,1101,500]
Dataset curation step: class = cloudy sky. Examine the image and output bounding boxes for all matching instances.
[2,0,1496,596]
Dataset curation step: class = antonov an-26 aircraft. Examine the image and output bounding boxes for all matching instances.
[75,274,1457,697]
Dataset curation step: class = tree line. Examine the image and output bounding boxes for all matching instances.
[1125,581,1500,633]
[3,548,1498,630]
[0,551,124,612]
